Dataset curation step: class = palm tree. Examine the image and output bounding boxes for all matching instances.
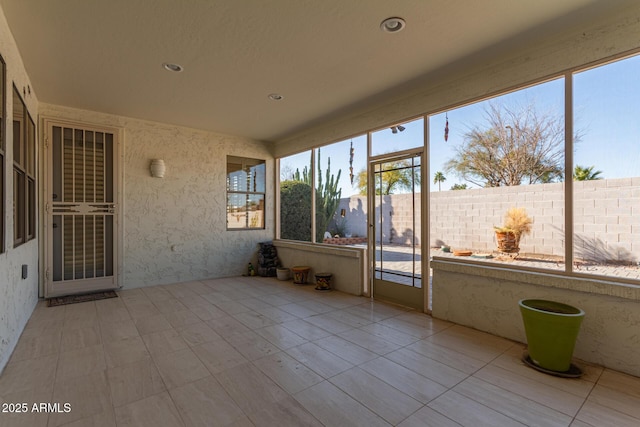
[356,159,420,195]
[573,165,603,181]
[434,171,446,191]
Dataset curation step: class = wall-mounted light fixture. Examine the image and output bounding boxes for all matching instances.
[340,208,346,217]
[150,159,166,178]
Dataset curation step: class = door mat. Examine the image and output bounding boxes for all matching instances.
[47,291,118,307]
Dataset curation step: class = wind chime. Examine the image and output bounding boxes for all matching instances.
[444,112,449,142]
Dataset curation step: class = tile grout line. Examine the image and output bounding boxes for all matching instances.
[383,325,526,424]
[120,296,183,426]
[463,345,594,424]
[568,365,604,426]
[295,311,462,424]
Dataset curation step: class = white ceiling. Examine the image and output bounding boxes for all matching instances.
[0,0,622,142]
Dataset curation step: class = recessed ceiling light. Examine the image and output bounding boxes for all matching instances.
[162,63,183,72]
[268,93,284,101]
[380,17,406,33]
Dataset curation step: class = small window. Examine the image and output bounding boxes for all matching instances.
[226,156,265,230]
[0,56,5,252]
[13,85,36,246]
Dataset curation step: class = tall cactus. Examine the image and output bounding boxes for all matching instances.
[293,165,311,184]
[315,150,342,242]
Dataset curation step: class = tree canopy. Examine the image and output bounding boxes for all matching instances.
[279,180,312,241]
[445,102,566,187]
[573,165,603,181]
[356,159,421,195]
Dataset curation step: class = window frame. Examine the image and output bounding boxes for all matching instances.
[424,57,639,286]
[226,155,266,230]
[278,150,313,242]
[12,85,36,247]
[276,49,640,288]
[0,55,5,253]
[26,115,35,240]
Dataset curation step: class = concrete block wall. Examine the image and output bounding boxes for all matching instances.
[430,182,566,256]
[335,177,638,263]
[573,177,640,263]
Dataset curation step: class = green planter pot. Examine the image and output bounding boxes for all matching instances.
[519,299,585,373]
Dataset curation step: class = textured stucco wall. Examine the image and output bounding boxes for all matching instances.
[336,194,422,246]
[0,6,40,373]
[273,240,367,296]
[431,260,640,377]
[39,103,275,288]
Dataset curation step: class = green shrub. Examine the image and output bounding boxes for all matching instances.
[280,180,312,241]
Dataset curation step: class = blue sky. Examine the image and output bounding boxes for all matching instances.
[282,53,640,195]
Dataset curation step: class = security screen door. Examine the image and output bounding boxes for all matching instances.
[44,121,120,297]
[371,152,423,311]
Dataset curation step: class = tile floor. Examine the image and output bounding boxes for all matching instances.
[1,276,640,426]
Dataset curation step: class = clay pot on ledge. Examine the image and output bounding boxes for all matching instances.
[495,230,520,253]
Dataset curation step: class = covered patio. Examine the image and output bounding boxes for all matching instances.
[1,1,640,426]
[2,277,639,426]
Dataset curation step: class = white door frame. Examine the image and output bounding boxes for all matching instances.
[42,118,124,298]
[368,147,426,311]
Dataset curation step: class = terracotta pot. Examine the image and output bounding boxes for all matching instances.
[495,230,519,253]
[291,266,311,284]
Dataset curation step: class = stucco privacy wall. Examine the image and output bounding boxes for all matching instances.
[431,260,640,377]
[0,6,40,373]
[39,103,274,288]
[335,194,422,247]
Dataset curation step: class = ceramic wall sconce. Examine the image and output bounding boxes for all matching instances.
[150,159,166,178]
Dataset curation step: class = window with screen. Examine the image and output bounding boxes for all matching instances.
[0,56,4,252]
[13,85,36,246]
[226,156,266,230]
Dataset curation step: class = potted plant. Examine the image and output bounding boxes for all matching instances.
[519,299,585,376]
[494,207,533,254]
[276,267,290,281]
